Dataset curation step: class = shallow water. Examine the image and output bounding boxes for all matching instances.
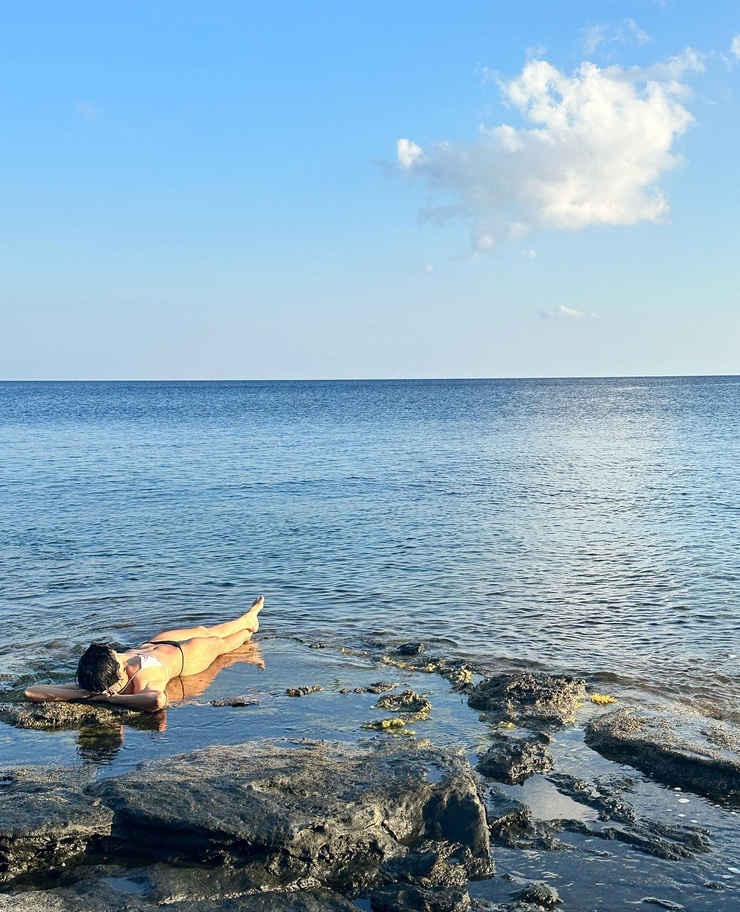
[2,637,739,912]
[1,378,739,717]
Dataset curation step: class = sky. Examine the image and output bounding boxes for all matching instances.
[1,1,739,380]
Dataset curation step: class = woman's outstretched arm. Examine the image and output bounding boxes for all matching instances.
[25,683,95,703]
[24,683,166,712]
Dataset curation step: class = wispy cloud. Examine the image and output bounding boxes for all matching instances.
[732,35,740,61]
[76,101,100,121]
[539,306,599,320]
[397,49,701,251]
[582,19,651,56]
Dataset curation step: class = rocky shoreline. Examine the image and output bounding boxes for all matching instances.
[1,639,739,911]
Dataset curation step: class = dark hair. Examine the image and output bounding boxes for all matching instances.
[76,642,121,692]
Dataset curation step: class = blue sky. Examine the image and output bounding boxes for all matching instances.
[2,1,738,379]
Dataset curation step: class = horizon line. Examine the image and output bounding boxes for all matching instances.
[1,373,738,383]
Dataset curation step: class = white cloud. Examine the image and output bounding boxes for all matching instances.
[732,35,740,60]
[397,51,699,250]
[422,263,435,273]
[397,138,424,169]
[539,306,599,320]
[76,101,100,121]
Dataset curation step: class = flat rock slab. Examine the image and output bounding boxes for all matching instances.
[468,674,586,727]
[0,766,113,883]
[91,739,491,894]
[584,708,740,802]
[0,880,359,912]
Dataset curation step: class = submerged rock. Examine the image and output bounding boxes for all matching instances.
[510,882,561,907]
[549,774,711,860]
[90,739,491,894]
[209,696,259,707]
[468,674,586,728]
[370,883,471,912]
[285,685,324,697]
[584,708,740,802]
[477,733,552,785]
[0,766,113,883]
[397,643,426,656]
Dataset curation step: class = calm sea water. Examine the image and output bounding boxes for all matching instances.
[1,378,738,718]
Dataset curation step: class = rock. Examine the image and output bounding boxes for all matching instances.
[436,660,474,692]
[468,673,586,727]
[285,686,323,697]
[0,701,154,731]
[0,766,113,884]
[378,840,471,889]
[371,883,470,912]
[640,898,685,911]
[510,883,561,907]
[397,643,426,656]
[0,874,360,912]
[547,773,638,824]
[584,709,740,802]
[547,774,710,860]
[484,789,538,848]
[91,739,491,894]
[354,682,399,694]
[210,697,259,707]
[375,690,432,715]
[477,734,552,784]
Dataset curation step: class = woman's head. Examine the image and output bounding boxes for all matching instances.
[76,642,123,693]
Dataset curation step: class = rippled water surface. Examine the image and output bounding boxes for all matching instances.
[1,378,738,716]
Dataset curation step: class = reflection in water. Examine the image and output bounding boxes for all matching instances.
[73,642,264,762]
[166,641,265,702]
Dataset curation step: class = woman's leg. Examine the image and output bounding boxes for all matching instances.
[176,628,253,677]
[149,596,263,643]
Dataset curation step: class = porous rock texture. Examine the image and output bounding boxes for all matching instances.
[476,733,552,785]
[584,708,740,802]
[0,701,153,731]
[90,738,491,894]
[1,739,492,905]
[467,674,586,728]
[0,766,113,884]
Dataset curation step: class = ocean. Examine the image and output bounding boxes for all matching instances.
[1,377,738,719]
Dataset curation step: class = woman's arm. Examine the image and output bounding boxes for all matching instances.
[25,683,167,713]
[87,689,167,713]
[25,683,95,702]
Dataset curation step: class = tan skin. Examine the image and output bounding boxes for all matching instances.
[24,597,264,713]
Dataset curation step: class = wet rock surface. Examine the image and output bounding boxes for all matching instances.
[0,701,155,731]
[584,708,740,802]
[0,766,113,884]
[370,883,471,911]
[484,789,540,848]
[468,674,586,727]
[550,773,710,860]
[90,739,490,893]
[477,733,552,785]
[285,685,324,697]
[510,882,561,907]
[0,876,360,911]
[375,690,432,715]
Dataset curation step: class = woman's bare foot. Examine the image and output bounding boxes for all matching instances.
[241,596,264,635]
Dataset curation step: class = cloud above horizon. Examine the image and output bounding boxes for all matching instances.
[539,305,599,320]
[397,48,702,251]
